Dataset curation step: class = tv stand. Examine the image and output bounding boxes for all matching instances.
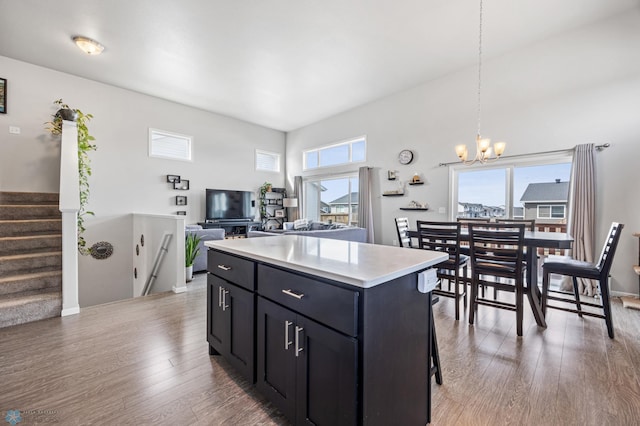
[198,220,261,238]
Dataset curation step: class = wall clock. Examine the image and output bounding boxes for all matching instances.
[398,149,414,165]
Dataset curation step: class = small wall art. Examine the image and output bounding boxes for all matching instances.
[0,78,6,114]
[176,210,187,215]
[174,179,189,190]
[166,174,180,183]
[176,196,187,206]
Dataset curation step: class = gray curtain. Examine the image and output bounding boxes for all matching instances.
[292,176,303,222]
[357,166,374,243]
[568,143,596,295]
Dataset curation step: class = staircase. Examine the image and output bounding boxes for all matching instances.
[0,192,62,328]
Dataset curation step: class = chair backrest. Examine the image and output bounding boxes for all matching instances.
[596,222,624,273]
[468,223,525,279]
[395,217,412,248]
[416,221,462,266]
[495,219,536,231]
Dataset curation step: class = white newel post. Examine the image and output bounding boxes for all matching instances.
[59,120,81,316]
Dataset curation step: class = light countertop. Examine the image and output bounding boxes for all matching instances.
[205,235,447,288]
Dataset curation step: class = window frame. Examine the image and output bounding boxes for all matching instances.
[448,153,573,220]
[303,172,359,226]
[148,128,193,162]
[537,204,566,219]
[255,149,281,173]
[303,136,366,171]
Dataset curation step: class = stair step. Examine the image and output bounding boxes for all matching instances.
[0,289,62,328]
[0,204,61,220]
[0,191,59,205]
[0,251,62,277]
[0,219,62,237]
[0,234,62,256]
[0,270,62,296]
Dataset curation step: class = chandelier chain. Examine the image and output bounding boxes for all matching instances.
[477,0,483,138]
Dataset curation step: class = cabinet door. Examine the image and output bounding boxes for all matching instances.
[256,297,297,422]
[226,283,255,382]
[207,274,228,355]
[207,274,255,383]
[295,315,357,426]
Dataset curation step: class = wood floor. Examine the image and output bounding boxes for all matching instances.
[1,273,639,425]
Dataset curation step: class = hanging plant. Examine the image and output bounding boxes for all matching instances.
[46,99,97,255]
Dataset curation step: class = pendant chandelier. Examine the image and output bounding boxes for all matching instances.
[455,0,505,165]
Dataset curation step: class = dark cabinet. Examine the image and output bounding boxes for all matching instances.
[207,274,255,382]
[256,296,357,426]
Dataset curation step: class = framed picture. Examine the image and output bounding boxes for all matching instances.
[176,196,187,206]
[388,170,397,180]
[166,174,180,183]
[275,209,285,218]
[174,179,189,190]
[0,78,6,114]
[176,210,187,216]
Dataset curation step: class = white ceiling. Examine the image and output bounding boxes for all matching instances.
[0,0,637,131]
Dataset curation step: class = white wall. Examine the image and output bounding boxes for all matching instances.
[0,56,285,307]
[286,12,640,295]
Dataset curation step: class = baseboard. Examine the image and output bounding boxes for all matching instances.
[61,306,80,316]
[172,284,187,294]
[611,290,637,298]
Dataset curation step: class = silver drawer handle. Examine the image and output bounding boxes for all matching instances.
[217,264,232,271]
[284,320,293,350]
[295,326,304,357]
[282,289,304,299]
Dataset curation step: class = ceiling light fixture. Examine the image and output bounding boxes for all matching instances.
[455,0,505,165]
[72,36,104,55]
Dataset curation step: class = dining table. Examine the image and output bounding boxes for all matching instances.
[409,228,574,328]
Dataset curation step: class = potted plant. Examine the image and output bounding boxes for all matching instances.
[185,232,202,282]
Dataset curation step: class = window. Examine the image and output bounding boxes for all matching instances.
[255,149,281,172]
[451,157,572,223]
[304,174,359,226]
[538,205,566,219]
[149,128,192,161]
[303,136,366,170]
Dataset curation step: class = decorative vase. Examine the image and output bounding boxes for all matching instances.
[186,265,194,282]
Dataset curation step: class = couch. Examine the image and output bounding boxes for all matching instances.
[247,221,367,243]
[185,225,225,272]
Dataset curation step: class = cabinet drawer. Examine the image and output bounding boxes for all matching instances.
[257,264,358,337]
[208,250,255,291]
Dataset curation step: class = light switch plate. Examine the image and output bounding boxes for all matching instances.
[438,207,446,214]
[9,126,21,135]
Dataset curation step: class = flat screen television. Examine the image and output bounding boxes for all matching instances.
[205,189,255,221]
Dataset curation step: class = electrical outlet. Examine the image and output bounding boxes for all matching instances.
[9,126,21,135]
[438,207,446,214]
[393,239,398,246]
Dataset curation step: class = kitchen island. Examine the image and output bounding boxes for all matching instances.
[205,235,447,425]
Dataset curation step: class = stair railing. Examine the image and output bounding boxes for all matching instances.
[59,119,80,316]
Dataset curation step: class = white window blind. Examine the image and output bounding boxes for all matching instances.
[149,129,192,161]
[256,149,280,172]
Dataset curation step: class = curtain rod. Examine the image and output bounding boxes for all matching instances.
[438,143,610,167]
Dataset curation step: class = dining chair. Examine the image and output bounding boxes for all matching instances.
[495,218,536,231]
[395,217,413,248]
[468,223,527,336]
[417,221,468,321]
[541,222,624,338]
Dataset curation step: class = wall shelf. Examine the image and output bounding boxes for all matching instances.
[382,193,404,197]
[399,207,429,211]
[408,181,424,186]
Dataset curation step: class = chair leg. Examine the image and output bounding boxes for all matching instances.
[598,277,615,339]
[431,311,443,385]
[516,283,524,337]
[469,277,477,326]
[541,268,550,316]
[462,265,468,308]
[571,277,583,318]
